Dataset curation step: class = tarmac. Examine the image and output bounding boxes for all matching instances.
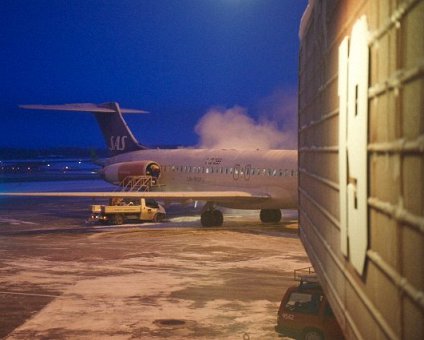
[0,196,309,339]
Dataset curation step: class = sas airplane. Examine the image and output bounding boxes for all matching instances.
[9,102,298,227]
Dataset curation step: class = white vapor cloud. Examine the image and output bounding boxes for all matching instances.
[195,88,297,150]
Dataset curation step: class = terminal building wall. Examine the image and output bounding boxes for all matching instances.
[298,0,423,339]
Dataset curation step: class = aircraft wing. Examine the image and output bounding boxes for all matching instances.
[1,191,271,203]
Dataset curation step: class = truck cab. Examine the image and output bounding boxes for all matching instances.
[90,197,166,225]
[275,270,344,340]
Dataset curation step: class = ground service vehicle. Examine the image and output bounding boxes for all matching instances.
[90,198,166,225]
[275,268,344,340]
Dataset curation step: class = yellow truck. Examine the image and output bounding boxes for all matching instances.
[89,198,166,225]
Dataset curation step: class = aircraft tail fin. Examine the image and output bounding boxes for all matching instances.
[19,102,148,155]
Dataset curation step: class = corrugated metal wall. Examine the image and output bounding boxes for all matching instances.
[298,0,423,339]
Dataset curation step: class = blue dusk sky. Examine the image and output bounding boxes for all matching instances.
[0,0,308,149]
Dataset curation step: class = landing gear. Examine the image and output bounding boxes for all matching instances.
[260,209,282,223]
[201,207,223,227]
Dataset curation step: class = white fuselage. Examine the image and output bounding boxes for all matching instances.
[104,149,298,210]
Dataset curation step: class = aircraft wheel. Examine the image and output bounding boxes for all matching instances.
[201,211,214,227]
[260,209,282,223]
[201,210,223,227]
[212,210,223,226]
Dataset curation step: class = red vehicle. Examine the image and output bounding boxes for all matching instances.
[275,269,344,340]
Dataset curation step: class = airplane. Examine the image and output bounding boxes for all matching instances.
[6,102,298,227]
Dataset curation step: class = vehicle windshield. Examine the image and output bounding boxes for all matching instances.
[285,292,322,315]
[145,199,159,208]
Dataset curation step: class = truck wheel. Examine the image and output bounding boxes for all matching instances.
[153,213,164,222]
[111,214,125,225]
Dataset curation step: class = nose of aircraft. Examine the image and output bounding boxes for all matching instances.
[97,167,105,179]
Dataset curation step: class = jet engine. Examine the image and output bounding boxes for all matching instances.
[102,160,161,185]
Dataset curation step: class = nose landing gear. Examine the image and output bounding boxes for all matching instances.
[201,203,223,227]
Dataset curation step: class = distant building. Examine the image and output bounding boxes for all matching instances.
[298,0,423,339]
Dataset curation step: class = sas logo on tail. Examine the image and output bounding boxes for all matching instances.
[109,136,128,151]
